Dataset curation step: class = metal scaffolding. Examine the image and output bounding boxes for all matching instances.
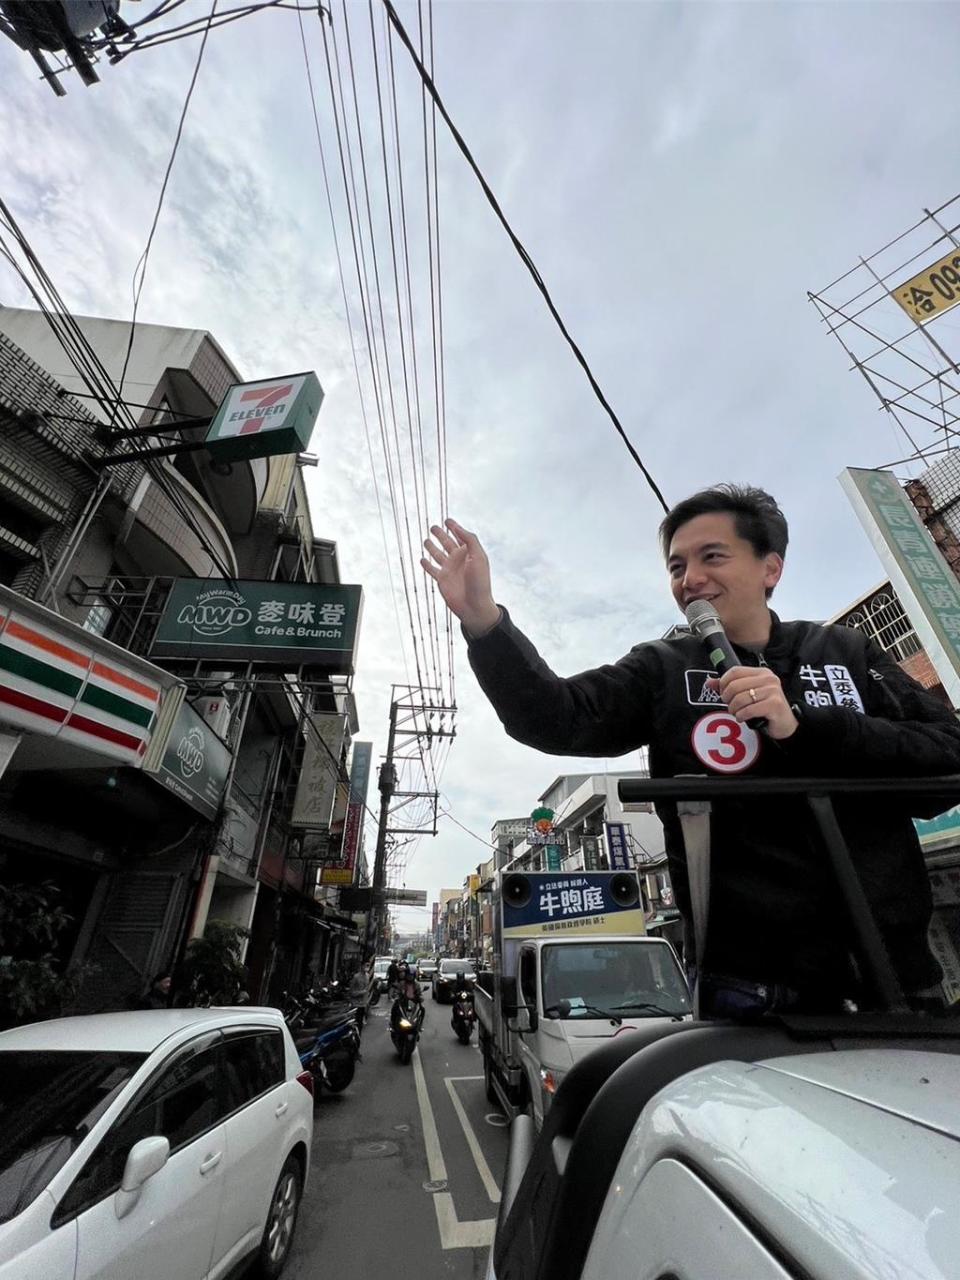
[809,193,960,471]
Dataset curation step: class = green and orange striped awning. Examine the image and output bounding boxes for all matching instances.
[0,599,168,766]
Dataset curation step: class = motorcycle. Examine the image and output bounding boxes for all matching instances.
[451,988,476,1044]
[285,994,362,1093]
[390,989,423,1064]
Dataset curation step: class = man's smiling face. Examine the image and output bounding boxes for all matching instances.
[667,512,783,631]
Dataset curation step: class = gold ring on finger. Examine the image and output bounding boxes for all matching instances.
[749,688,758,704]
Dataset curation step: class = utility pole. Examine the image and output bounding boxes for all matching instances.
[367,685,456,955]
[368,698,399,956]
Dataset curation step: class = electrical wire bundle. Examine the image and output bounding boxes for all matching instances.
[299,0,456,885]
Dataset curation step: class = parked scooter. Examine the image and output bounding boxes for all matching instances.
[451,986,477,1044]
[292,1008,361,1092]
[284,991,362,1093]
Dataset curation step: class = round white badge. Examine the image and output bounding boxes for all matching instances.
[690,712,760,774]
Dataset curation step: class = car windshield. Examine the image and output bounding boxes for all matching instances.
[541,942,690,1019]
[374,962,391,977]
[440,962,473,976]
[0,1049,146,1223]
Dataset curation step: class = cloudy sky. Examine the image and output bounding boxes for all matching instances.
[1,0,957,934]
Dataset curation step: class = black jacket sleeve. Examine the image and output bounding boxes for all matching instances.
[781,634,960,793]
[465,607,658,757]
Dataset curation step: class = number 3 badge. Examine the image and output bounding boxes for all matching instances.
[691,712,760,773]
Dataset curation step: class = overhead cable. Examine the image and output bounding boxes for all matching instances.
[114,0,218,424]
[295,4,413,690]
[381,0,669,514]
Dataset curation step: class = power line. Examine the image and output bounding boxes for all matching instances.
[321,6,431,701]
[366,0,444,705]
[339,0,439,700]
[381,0,669,515]
[426,0,455,705]
[114,0,218,426]
[296,3,413,691]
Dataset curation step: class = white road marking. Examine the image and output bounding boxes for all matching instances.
[444,1077,501,1203]
[412,1048,497,1249]
[412,1045,447,1183]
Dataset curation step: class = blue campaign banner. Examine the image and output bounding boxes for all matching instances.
[604,822,633,870]
[502,872,643,939]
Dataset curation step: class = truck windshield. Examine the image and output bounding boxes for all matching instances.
[541,942,690,1018]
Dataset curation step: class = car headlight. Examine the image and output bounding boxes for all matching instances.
[539,1067,565,1096]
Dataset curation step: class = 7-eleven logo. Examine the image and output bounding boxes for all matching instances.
[234,382,293,435]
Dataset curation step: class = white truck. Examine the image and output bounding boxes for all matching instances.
[475,870,690,1130]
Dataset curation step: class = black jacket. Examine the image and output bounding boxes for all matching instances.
[467,609,960,993]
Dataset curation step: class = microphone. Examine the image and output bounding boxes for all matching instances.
[684,599,768,732]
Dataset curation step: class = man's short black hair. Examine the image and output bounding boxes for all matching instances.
[659,483,789,563]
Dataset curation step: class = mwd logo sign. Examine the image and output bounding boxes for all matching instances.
[177,726,205,779]
[176,588,251,638]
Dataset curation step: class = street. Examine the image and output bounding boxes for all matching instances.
[285,994,509,1280]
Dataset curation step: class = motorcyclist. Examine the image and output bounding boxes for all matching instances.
[450,973,475,1031]
[386,958,401,999]
[390,962,424,1032]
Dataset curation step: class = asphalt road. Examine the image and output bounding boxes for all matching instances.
[285,993,509,1280]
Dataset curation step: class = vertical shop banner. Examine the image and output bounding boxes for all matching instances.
[582,835,603,871]
[545,844,563,872]
[290,713,345,828]
[841,467,960,705]
[604,822,633,870]
[321,741,371,886]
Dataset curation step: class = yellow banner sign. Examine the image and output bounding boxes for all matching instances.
[320,867,354,886]
[893,248,960,324]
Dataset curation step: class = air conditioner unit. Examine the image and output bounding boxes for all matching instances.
[194,695,232,740]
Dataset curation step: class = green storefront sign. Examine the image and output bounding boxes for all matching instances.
[151,699,231,820]
[204,372,323,464]
[152,579,362,671]
[842,468,960,699]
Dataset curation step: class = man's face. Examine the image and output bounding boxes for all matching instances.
[667,512,782,627]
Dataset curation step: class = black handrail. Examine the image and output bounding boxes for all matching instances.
[618,774,960,1013]
[618,775,960,801]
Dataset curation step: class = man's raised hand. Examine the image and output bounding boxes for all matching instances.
[421,518,501,638]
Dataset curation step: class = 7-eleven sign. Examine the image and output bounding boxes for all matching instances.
[205,371,323,464]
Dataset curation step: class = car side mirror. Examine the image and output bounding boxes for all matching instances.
[115,1136,170,1220]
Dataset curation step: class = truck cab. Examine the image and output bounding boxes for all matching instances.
[475,871,690,1129]
[513,936,688,1128]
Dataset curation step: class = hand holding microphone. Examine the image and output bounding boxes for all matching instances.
[684,600,798,740]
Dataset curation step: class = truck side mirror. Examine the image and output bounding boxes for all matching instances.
[515,1005,539,1034]
[500,975,519,1017]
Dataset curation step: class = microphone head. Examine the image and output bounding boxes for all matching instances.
[684,598,722,636]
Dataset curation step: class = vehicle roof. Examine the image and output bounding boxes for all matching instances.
[610,1049,960,1280]
[763,1047,960,1141]
[0,1007,287,1054]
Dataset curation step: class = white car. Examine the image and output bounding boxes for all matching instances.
[0,1007,314,1280]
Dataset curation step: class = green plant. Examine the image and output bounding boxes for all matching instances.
[180,920,250,1005]
[0,882,85,1024]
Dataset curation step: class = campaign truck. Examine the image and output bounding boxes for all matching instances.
[474,870,689,1130]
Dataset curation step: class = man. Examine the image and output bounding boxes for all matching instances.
[421,485,960,1016]
[391,962,425,1032]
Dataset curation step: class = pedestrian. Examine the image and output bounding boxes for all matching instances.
[133,972,172,1011]
[421,486,960,1016]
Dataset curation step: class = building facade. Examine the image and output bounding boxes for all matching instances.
[0,308,365,1016]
